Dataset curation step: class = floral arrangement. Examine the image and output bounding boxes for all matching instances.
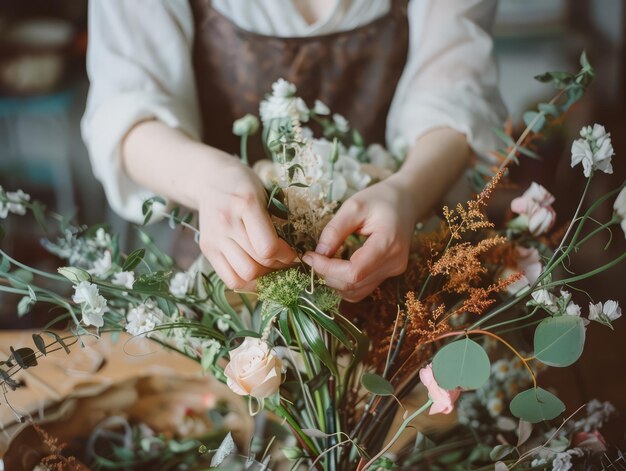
[0,52,625,470]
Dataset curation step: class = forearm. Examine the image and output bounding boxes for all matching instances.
[388,127,471,221]
[122,120,236,210]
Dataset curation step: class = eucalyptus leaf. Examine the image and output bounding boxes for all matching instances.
[432,338,490,390]
[534,315,585,367]
[510,387,565,423]
[361,373,394,396]
[32,334,47,356]
[523,111,546,133]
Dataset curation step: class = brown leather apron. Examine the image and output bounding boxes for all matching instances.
[175,0,410,266]
[189,0,409,162]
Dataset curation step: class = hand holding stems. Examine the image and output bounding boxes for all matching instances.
[303,128,471,301]
[123,120,297,289]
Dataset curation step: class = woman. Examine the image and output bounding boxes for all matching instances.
[82,0,505,301]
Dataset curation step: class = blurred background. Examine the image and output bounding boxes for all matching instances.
[0,0,624,441]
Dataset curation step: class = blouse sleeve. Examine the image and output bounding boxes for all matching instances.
[387,0,506,164]
[81,0,200,223]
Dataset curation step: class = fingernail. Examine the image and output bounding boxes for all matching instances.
[315,243,330,256]
[303,255,314,266]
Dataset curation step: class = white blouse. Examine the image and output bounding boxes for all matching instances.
[82,0,506,223]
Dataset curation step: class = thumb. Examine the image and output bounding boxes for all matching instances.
[316,202,364,256]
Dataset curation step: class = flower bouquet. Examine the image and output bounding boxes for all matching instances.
[1,52,625,470]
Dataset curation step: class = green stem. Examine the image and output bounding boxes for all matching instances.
[273,403,320,457]
[0,249,65,282]
[361,399,433,471]
[240,133,249,166]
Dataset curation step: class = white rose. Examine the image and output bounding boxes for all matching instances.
[224,338,283,400]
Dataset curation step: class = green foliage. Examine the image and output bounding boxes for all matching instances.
[361,373,394,396]
[510,387,565,423]
[432,338,491,390]
[257,268,309,309]
[122,248,145,272]
[534,316,585,367]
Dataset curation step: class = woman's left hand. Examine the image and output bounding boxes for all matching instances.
[302,177,419,302]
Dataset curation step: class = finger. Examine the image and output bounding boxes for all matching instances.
[341,279,383,303]
[233,220,293,269]
[315,201,365,257]
[303,233,391,284]
[242,205,297,264]
[221,238,273,283]
[208,250,247,290]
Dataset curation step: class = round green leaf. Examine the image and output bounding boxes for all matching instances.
[510,387,565,423]
[432,338,490,390]
[534,316,585,367]
[361,373,394,396]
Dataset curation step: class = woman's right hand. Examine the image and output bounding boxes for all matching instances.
[122,121,296,291]
[194,153,297,290]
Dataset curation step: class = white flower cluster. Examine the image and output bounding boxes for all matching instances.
[571,124,614,177]
[125,300,165,336]
[530,288,621,326]
[72,281,108,327]
[572,399,615,432]
[259,78,309,125]
[614,186,626,239]
[0,187,30,218]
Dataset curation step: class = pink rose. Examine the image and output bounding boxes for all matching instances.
[224,338,283,399]
[510,183,556,235]
[419,364,461,415]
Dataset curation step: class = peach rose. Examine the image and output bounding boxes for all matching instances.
[419,364,461,415]
[224,338,283,399]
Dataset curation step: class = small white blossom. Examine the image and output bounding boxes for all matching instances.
[491,359,511,381]
[588,300,622,325]
[94,228,112,248]
[272,78,296,98]
[565,302,582,317]
[125,300,165,336]
[112,271,135,290]
[531,289,558,312]
[551,452,573,471]
[571,124,614,177]
[217,315,230,333]
[313,100,330,115]
[0,188,30,218]
[72,281,107,327]
[486,397,504,417]
[260,79,309,124]
[232,114,259,136]
[332,114,349,133]
[613,186,626,239]
[365,143,398,171]
[88,251,112,278]
[169,271,195,298]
